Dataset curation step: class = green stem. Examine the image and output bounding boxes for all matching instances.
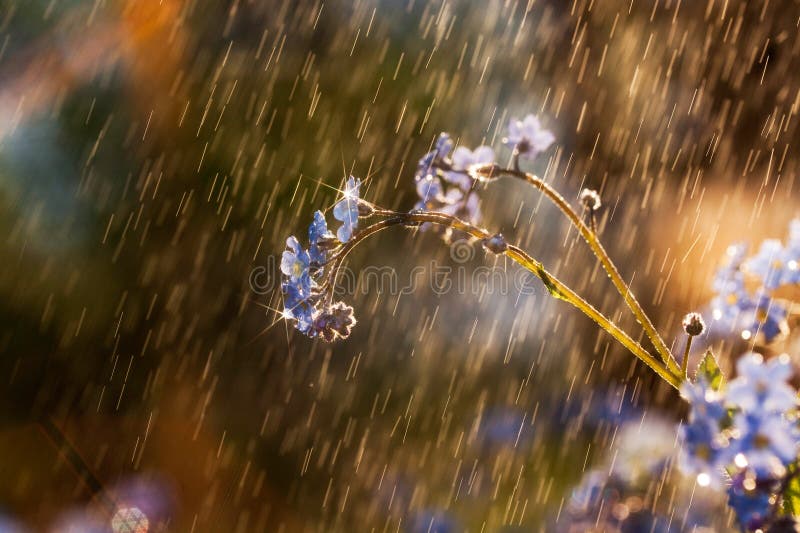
[329,211,681,389]
[474,165,681,376]
[681,335,693,378]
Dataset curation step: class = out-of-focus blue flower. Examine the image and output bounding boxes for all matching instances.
[568,470,607,513]
[412,134,496,232]
[308,210,334,265]
[679,421,727,487]
[787,218,800,252]
[503,114,555,159]
[678,380,728,486]
[333,176,361,242]
[727,353,796,413]
[710,285,787,343]
[738,294,787,343]
[744,239,789,290]
[730,411,800,478]
[281,236,311,282]
[0,513,26,533]
[611,416,676,481]
[727,475,773,531]
[682,380,727,422]
[444,146,494,190]
[479,409,532,447]
[417,133,453,179]
[416,174,444,203]
[411,510,458,533]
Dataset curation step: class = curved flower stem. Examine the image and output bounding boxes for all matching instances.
[327,210,681,389]
[474,164,681,376]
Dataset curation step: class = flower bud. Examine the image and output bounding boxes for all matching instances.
[682,312,706,337]
[482,233,508,254]
[580,189,601,211]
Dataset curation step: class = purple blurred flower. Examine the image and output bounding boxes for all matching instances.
[444,146,494,190]
[727,353,796,413]
[503,114,555,159]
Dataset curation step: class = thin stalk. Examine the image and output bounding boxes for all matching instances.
[327,211,681,389]
[475,164,681,376]
[681,336,693,378]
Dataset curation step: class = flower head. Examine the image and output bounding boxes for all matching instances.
[730,411,800,478]
[739,294,788,343]
[281,236,311,282]
[413,139,485,231]
[309,301,356,342]
[727,353,796,413]
[416,174,444,203]
[679,380,728,486]
[682,312,706,337]
[444,145,494,190]
[727,474,774,531]
[745,239,789,290]
[308,210,335,265]
[417,133,453,179]
[579,188,601,211]
[503,114,555,159]
[333,176,361,242]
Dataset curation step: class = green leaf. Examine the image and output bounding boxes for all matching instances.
[781,468,800,516]
[537,267,565,301]
[695,350,725,391]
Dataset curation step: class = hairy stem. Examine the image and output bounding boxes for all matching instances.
[328,210,681,389]
[681,336,693,378]
[474,164,681,376]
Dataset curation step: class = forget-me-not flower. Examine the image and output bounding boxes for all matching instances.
[333,176,361,242]
[503,114,555,159]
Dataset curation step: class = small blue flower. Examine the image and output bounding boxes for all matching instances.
[417,133,453,179]
[682,379,727,422]
[679,420,727,486]
[479,409,532,447]
[503,114,555,159]
[727,353,796,413]
[744,239,788,290]
[729,411,800,478]
[738,294,787,343]
[416,174,444,203]
[678,381,728,486]
[444,145,495,190]
[281,279,314,333]
[308,210,334,265]
[333,176,361,242]
[281,236,311,282]
[727,476,773,531]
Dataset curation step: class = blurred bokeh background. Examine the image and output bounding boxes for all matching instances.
[1,0,800,530]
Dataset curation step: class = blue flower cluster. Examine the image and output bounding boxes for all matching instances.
[413,133,492,229]
[679,353,800,530]
[709,219,800,343]
[280,177,365,339]
[281,114,555,341]
[414,115,554,233]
